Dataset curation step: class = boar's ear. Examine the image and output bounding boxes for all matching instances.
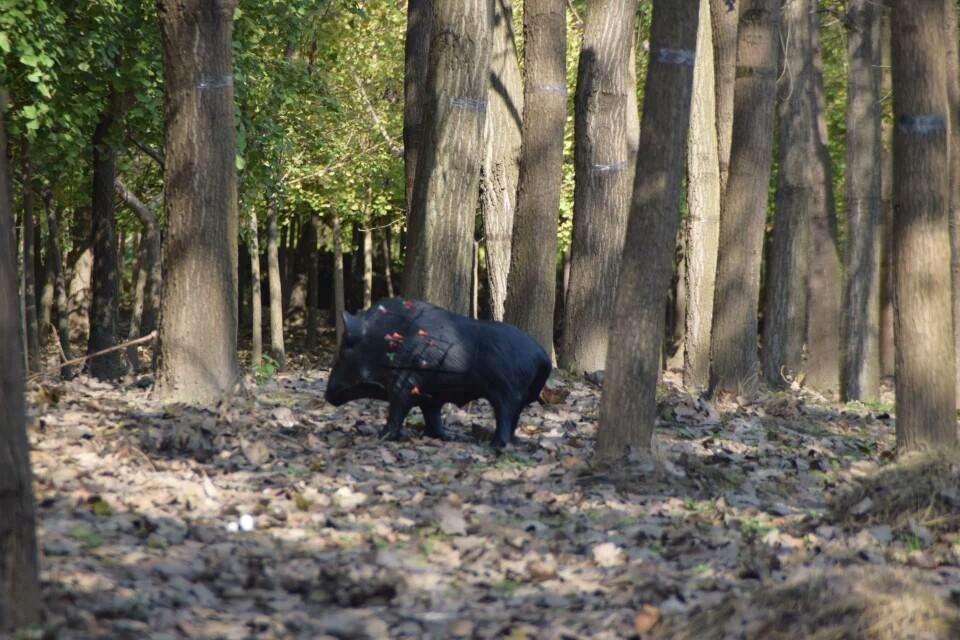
[342,311,364,341]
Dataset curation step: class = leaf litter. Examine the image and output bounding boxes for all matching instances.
[23,369,960,639]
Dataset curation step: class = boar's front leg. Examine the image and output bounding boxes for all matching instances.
[379,392,412,441]
[422,405,449,441]
[491,400,522,449]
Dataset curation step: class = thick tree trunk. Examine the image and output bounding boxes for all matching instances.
[247,213,263,367]
[115,180,161,371]
[762,0,815,387]
[402,0,492,315]
[710,0,781,394]
[805,11,842,395]
[306,215,320,350]
[87,98,126,380]
[598,0,700,459]
[504,0,566,355]
[710,0,738,197]
[945,0,960,409]
[684,0,721,391]
[19,142,40,373]
[0,85,41,632]
[481,0,523,321]
[403,0,433,215]
[155,0,240,404]
[67,246,92,345]
[891,0,957,451]
[559,0,639,374]
[333,212,345,344]
[879,13,895,377]
[265,195,285,368]
[841,0,883,401]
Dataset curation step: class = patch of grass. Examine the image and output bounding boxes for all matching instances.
[494,579,520,595]
[904,534,924,553]
[740,516,775,543]
[253,354,280,385]
[495,452,535,468]
[68,526,103,549]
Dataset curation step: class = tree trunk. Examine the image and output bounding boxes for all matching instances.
[87,97,126,380]
[710,0,781,394]
[665,241,686,370]
[710,0,738,197]
[598,0,700,459]
[381,230,395,298]
[247,212,263,367]
[19,142,40,373]
[841,0,883,401]
[945,0,960,409]
[480,0,523,321]
[879,12,895,377]
[306,215,320,350]
[684,0,721,391]
[559,0,639,374]
[45,204,73,376]
[805,10,842,395]
[362,219,373,308]
[402,0,492,315]
[115,180,161,371]
[155,0,240,404]
[762,0,816,387]
[504,0,566,355]
[403,0,433,215]
[39,196,55,344]
[891,0,957,451]
[333,212,345,344]
[67,246,92,345]
[0,84,41,633]
[266,195,285,368]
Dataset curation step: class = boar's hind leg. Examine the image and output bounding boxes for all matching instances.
[423,405,449,441]
[379,396,411,441]
[491,402,522,449]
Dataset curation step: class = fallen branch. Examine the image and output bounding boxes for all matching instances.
[58,331,158,369]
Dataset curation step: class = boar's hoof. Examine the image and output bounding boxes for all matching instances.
[425,425,450,441]
[490,434,511,450]
[378,424,405,441]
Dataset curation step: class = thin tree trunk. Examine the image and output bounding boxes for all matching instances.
[879,10,895,378]
[46,204,73,376]
[266,194,285,368]
[665,242,686,370]
[504,0,567,355]
[306,215,320,350]
[473,237,480,319]
[891,0,957,451]
[115,180,161,371]
[684,0,721,391]
[805,10,842,395]
[67,246,92,346]
[841,0,883,401]
[155,0,240,404]
[19,141,40,373]
[710,0,781,394]
[362,217,373,308]
[0,83,41,633]
[381,230,395,298]
[403,0,433,215]
[710,0,738,198]
[333,212,345,344]
[945,0,960,409]
[87,96,126,380]
[598,0,700,459]
[762,0,815,387]
[481,0,523,321]
[39,194,56,340]
[559,0,639,374]
[402,0,493,315]
[247,212,263,367]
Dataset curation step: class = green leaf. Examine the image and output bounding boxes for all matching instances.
[0,32,10,54]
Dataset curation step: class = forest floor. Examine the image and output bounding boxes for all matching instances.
[22,348,960,639]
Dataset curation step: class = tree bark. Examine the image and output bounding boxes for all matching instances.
[710,0,738,197]
[155,0,240,404]
[39,194,55,344]
[805,9,842,395]
[709,0,781,394]
[480,0,523,321]
[879,11,895,377]
[0,84,41,632]
[403,0,433,215]
[840,0,883,401]
[265,195,285,368]
[362,219,373,308]
[306,215,320,350]
[247,212,263,367]
[683,0,721,391]
[945,0,960,409]
[402,0,493,315]
[115,180,161,372]
[762,0,816,387]
[333,212,345,344]
[559,0,639,374]
[19,141,40,373]
[598,0,700,459]
[891,0,957,451]
[504,0,566,355]
[87,96,126,380]
[45,204,73,376]
[381,230,395,298]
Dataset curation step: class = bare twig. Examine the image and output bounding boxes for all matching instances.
[58,331,157,369]
[348,67,403,157]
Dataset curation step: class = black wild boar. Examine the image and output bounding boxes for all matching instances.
[324,298,552,448]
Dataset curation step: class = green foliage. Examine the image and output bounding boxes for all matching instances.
[253,354,280,384]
